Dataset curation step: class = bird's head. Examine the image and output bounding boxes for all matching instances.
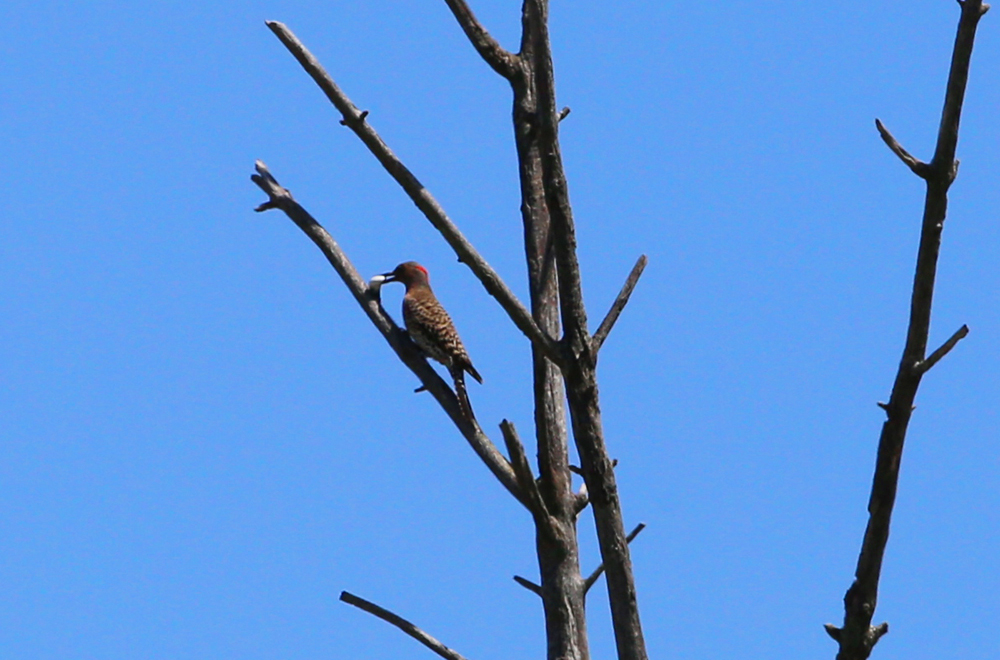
[381,261,430,289]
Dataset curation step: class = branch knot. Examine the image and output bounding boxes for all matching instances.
[339,109,369,128]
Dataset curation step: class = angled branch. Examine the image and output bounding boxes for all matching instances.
[501,420,554,535]
[513,575,543,596]
[592,255,648,353]
[264,21,562,367]
[251,161,527,509]
[582,523,646,595]
[834,3,987,660]
[874,119,931,179]
[340,591,470,660]
[915,324,969,374]
[442,0,520,79]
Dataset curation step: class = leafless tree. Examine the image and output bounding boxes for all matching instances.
[252,3,646,660]
[250,3,989,660]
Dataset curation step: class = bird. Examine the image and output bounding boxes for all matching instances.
[379,262,483,405]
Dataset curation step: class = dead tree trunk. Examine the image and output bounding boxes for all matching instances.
[508,12,590,660]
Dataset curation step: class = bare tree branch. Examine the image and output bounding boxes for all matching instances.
[523,2,648,658]
[251,160,527,509]
[340,591,470,660]
[582,523,646,595]
[513,575,543,596]
[501,419,555,537]
[505,10,591,660]
[264,20,563,367]
[874,119,931,179]
[830,3,987,659]
[915,324,969,375]
[442,0,520,79]
[931,1,991,178]
[592,255,648,353]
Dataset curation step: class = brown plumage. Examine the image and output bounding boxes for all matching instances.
[381,261,483,385]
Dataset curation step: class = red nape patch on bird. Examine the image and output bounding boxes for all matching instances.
[416,264,429,278]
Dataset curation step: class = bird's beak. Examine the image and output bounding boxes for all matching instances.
[368,272,393,297]
[380,271,397,283]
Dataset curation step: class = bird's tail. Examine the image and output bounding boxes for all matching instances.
[452,368,477,423]
[465,362,483,385]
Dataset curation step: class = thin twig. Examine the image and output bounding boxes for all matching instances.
[251,161,526,509]
[830,3,987,659]
[264,21,562,367]
[340,591,470,660]
[513,575,543,596]
[558,107,571,122]
[874,119,931,179]
[582,523,646,594]
[592,255,648,353]
[915,324,969,374]
[442,0,520,79]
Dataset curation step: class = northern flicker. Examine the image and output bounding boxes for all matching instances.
[379,261,483,388]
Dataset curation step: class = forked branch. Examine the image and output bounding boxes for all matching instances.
[915,324,969,375]
[583,523,646,595]
[513,522,646,599]
[443,0,520,79]
[340,591,470,660]
[264,21,562,367]
[251,161,526,509]
[874,119,931,179]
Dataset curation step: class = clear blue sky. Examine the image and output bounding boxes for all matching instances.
[2,1,997,658]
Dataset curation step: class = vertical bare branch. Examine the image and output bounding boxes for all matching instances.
[504,6,590,660]
[828,3,986,659]
[523,2,648,660]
